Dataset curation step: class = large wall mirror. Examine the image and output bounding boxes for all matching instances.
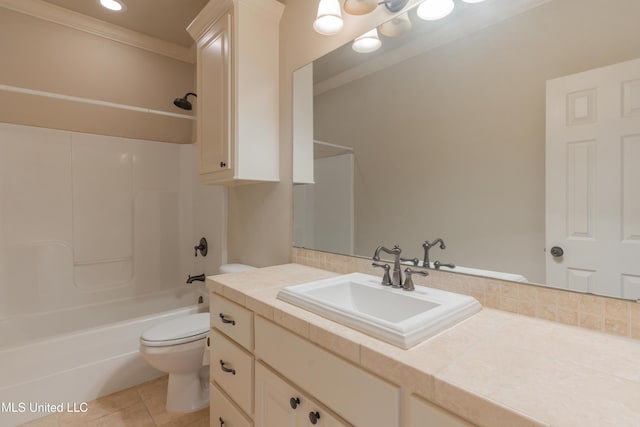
[292,0,640,300]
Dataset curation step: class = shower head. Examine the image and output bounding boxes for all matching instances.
[173,92,197,110]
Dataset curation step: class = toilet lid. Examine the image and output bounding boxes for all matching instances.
[140,313,209,346]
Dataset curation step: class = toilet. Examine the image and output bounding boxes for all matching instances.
[139,263,256,413]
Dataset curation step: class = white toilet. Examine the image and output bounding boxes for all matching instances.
[139,263,255,413]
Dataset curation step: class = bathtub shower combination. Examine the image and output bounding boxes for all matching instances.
[0,123,224,426]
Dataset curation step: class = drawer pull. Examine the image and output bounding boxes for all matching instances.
[220,360,236,375]
[309,411,321,425]
[219,417,225,426]
[290,397,301,409]
[219,313,236,325]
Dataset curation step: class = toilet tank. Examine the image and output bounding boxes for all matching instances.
[219,263,256,274]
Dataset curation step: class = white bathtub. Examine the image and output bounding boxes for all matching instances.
[0,286,209,426]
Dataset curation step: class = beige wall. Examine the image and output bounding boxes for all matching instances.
[227,0,425,266]
[312,0,640,283]
[0,8,195,143]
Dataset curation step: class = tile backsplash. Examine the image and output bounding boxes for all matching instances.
[292,247,640,340]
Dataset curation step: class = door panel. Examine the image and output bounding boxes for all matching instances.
[546,58,640,298]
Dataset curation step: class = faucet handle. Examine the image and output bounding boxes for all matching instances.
[403,268,429,291]
[372,263,393,286]
[400,257,420,266]
[434,261,456,270]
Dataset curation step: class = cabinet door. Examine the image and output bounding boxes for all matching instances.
[255,362,300,427]
[255,362,350,427]
[407,395,474,427]
[197,12,232,177]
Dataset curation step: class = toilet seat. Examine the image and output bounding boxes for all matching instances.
[140,313,209,347]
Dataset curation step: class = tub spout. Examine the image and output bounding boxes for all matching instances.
[187,274,206,284]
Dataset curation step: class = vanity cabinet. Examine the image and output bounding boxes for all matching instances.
[209,285,472,427]
[188,0,283,185]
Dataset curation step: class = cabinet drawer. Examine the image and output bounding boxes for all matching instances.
[211,384,253,427]
[211,329,254,416]
[254,317,399,427]
[211,293,253,350]
[407,394,474,427]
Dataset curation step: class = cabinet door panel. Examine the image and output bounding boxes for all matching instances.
[254,317,399,426]
[407,394,474,427]
[255,362,299,427]
[197,13,231,175]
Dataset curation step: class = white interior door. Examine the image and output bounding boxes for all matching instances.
[546,57,640,298]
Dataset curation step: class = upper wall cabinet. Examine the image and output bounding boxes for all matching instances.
[188,0,284,185]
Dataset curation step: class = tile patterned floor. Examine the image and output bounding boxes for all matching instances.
[20,376,209,427]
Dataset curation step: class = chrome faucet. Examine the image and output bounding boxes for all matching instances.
[422,238,445,268]
[373,245,403,288]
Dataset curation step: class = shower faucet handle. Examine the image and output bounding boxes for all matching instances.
[194,237,208,257]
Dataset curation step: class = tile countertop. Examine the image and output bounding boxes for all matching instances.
[207,264,640,427]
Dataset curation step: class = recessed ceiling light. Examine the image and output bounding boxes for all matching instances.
[99,0,126,12]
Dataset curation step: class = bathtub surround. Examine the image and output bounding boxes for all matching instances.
[0,122,224,347]
[0,122,225,426]
[292,247,640,340]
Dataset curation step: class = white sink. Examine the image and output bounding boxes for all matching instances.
[277,273,481,349]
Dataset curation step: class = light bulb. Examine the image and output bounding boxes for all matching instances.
[343,0,378,15]
[417,0,455,21]
[314,0,343,35]
[352,28,382,53]
[99,0,125,11]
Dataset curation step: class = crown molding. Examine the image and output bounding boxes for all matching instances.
[0,0,195,63]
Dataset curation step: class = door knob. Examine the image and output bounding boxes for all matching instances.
[550,246,564,257]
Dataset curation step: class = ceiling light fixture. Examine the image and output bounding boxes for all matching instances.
[352,28,382,53]
[313,0,344,35]
[99,0,126,12]
[417,0,455,21]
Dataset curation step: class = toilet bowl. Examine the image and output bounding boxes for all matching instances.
[139,264,255,413]
[139,313,210,413]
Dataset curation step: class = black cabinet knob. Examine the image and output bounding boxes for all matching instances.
[550,246,564,257]
[289,397,300,409]
[219,417,224,426]
[220,161,227,168]
[309,411,321,424]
